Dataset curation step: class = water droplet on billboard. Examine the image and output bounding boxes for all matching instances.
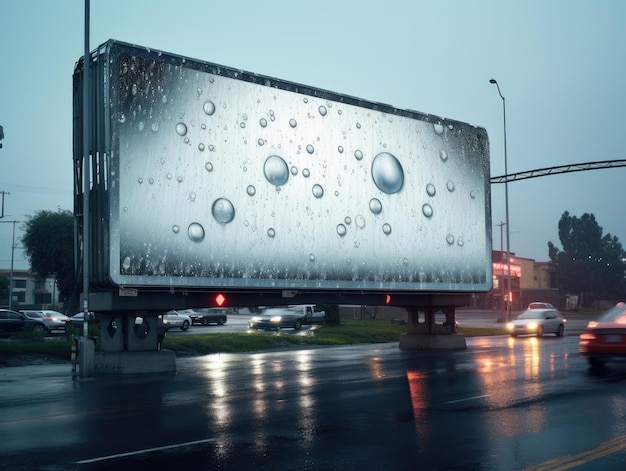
[312,184,324,198]
[319,106,327,116]
[122,257,131,270]
[422,204,433,218]
[175,122,188,136]
[306,144,315,154]
[434,123,444,135]
[446,234,455,245]
[447,180,455,192]
[382,223,392,235]
[369,198,382,214]
[426,184,436,196]
[212,198,235,224]
[247,185,256,196]
[355,215,366,228]
[302,168,310,178]
[336,224,347,236]
[371,152,404,194]
[188,222,205,242]
[259,118,267,128]
[205,162,213,172]
[203,101,216,115]
[264,155,289,186]
[198,143,205,151]
[172,225,180,234]
[267,228,276,238]
[289,118,297,128]
[354,150,363,161]
[439,150,448,162]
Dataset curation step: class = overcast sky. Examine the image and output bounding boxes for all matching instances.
[1,0,625,271]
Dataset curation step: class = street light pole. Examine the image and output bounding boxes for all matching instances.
[490,78,512,322]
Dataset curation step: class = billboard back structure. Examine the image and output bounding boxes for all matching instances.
[73,40,492,300]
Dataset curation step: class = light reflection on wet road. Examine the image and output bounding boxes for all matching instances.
[1,335,626,470]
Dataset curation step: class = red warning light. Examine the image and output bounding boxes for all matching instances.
[215,293,226,306]
[385,295,391,304]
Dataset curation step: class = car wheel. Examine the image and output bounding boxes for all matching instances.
[181,320,190,331]
[203,318,209,326]
[556,324,564,337]
[33,324,45,334]
[536,326,544,337]
[218,318,224,325]
[294,319,302,330]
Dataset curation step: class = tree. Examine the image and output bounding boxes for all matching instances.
[549,211,626,305]
[21,209,75,310]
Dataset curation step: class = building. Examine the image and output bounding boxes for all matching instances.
[0,269,60,309]
[486,251,560,311]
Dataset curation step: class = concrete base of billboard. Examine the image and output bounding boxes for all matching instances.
[398,333,467,350]
[94,350,176,375]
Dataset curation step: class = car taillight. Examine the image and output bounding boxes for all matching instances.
[579,332,596,341]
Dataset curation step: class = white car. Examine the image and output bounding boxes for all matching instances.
[22,310,69,332]
[161,310,192,331]
[507,308,566,337]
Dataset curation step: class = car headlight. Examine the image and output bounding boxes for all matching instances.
[527,322,538,330]
[270,316,282,323]
[251,316,261,322]
[162,319,169,324]
[506,323,514,330]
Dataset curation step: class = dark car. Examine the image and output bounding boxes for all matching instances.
[0,309,47,334]
[579,302,626,368]
[186,308,228,326]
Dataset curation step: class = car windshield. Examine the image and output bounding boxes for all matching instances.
[598,303,626,323]
[518,311,545,320]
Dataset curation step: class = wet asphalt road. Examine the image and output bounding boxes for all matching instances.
[2,317,626,470]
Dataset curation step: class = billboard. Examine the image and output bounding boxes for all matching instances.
[75,40,491,294]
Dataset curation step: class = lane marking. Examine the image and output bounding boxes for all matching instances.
[76,438,218,464]
[443,394,492,404]
[524,435,626,471]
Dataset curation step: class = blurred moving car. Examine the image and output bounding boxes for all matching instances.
[579,302,626,368]
[162,310,192,331]
[0,309,47,334]
[527,302,556,310]
[180,308,228,326]
[22,310,69,332]
[248,305,325,330]
[506,308,566,337]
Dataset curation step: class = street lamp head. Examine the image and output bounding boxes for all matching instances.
[489,78,497,84]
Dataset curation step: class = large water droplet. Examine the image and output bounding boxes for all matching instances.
[426,183,436,196]
[382,223,392,235]
[447,180,455,192]
[247,185,256,196]
[434,123,444,135]
[306,144,315,154]
[354,150,363,161]
[355,214,366,228]
[203,101,216,115]
[369,198,382,214]
[175,122,188,136]
[319,106,327,116]
[263,155,289,186]
[188,222,205,242]
[267,228,276,238]
[336,224,347,236]
[312,184,324,198]
[289,118,297,128]
[205,162,214,172]
[446,234,455,245]
[302,168,310,178]
[439,150,448,162]
[260,118,268,128]
[371,152,404,194]
[211,198,235,224]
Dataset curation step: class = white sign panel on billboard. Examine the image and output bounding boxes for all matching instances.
[94,41,491,292]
